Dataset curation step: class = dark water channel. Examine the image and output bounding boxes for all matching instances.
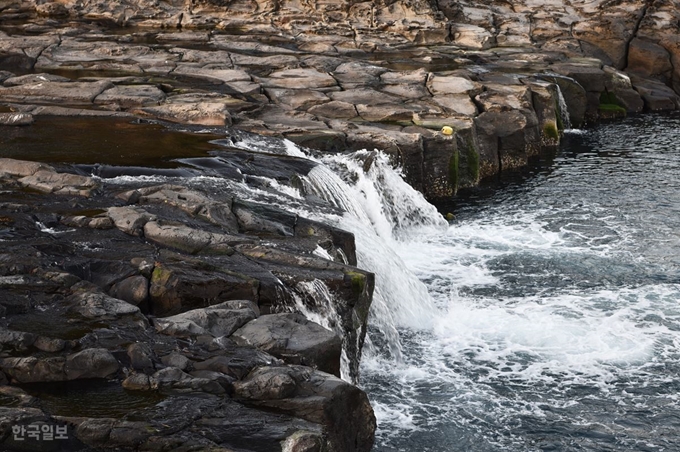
[363,113,680,451]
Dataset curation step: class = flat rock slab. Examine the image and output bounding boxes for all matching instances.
[140,102,232,126]
[94,85,166,108]
[0,80,114,105]
[3,73,71,86]
[233,313,342,377]
[260,68,337,90]
[18,170,98,196]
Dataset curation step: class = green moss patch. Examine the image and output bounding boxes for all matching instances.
[543,121,559,140]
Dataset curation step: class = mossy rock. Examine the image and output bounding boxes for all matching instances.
[542,120,559,141]
[345,270,367,297]
[466,140,479,184]
[598,103,627,119]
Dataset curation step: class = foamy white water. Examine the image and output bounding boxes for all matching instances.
[224,116,680,451]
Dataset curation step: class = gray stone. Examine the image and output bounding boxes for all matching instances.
[109,275,149,306]
[69,291,141,319]
[65,348,119,380]
[155,300,258,338]
[233,313,341,377]
[107,206,156,236]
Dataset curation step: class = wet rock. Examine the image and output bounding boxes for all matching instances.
[149,260,258,317]
[65,348,119,380]
[143,221,236,255]
[0,112,34,126]
[68,291,141,319]
[234,366,297,400]
[3,73,71,86]
[151,367,224,394]
[192,346,276,380]
[233,313,341,377]
[237,366,375,452]
[155,300,258,338]
[0,356,66,383]
[266,89,330,110]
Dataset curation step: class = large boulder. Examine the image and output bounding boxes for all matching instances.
[235,365,375,452]
[233,313,342,377]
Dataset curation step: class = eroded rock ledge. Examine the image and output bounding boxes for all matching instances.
[1,0,679,200]
[0,157,375,451]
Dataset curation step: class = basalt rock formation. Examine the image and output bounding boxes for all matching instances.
[1,0,679,450]
[0,155,376,451]
[1,0,679,199]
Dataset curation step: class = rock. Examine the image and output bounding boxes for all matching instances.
[451,24,494,49]
[307,100,358,119]
[233,313,342,377]
[627,38,673,83]
[127,343,155,371]
[0,356,65,383]
[160,353,191,371]
[0,80,114,105]
[151,367,224,394]
[35,2,69,17]
[173,66,251,84]
[193,346,276,380]
[552,63,605,93]
[234,366,297,400]
[0,158,54,177]
[237,366,375,452]
[0,113,34,126]
[68,291,141,319]
[142,221,235,255]
[0,328,37,352]
[94,84,166,108]
[122,373,153,390]
[155,300,259,338]
[107,206,156,236]
[259,69,337,90]
[3,73,71,86]
[266,89,330,110]
[109,275,149,306]
[149,261,258,317]
[329,88,402,105]
[427,75,478,95]
[66,348,119,380]
[140,102,232,126]
[18,170,98,197]
[432,95,478,116]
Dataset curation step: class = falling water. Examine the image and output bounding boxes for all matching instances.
[555,84,573,130]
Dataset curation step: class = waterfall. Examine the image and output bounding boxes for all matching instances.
[555,84,572,130]
[231,135,449,365]
[300,150,448,362]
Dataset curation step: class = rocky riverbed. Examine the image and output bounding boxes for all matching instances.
[1,0,680,450]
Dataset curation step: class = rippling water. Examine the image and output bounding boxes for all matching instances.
[361,113,680,451]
